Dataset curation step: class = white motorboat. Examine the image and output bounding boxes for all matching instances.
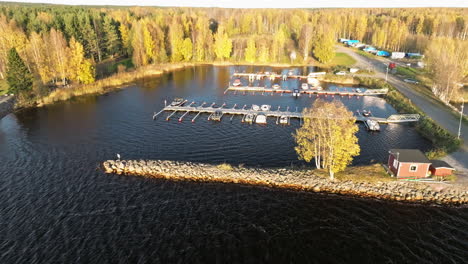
[244,113,255,123]
[272,84,280,89]
[288,70,294,76]
[292,89,300,97]
[307,77,320,87]
[251,104,260,111]
[170,98,185,106]
[279,115,288,124]
[233,79,242,86]
[210,110,223,121]
[261,104,271,111]
[301,83,309,90]
[255,114,267,124]
[316,86,323,90]
[361,110,372,117]
[365,119,380,131]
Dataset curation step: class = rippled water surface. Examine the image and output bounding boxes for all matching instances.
[0,66,467,263]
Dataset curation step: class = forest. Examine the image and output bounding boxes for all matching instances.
[0,3,467,102]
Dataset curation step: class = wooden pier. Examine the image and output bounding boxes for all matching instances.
[226,86,388,96]
[233,72,326,80]
[153,101,420,124]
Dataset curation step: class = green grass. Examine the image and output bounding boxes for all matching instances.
[107,58,134,74]
[0,80,8,96]
[355,49,375,59]
[396,66,421,79]
[330,52,357,66]
[313,164,394,183]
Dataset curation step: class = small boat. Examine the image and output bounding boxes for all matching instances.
[301,83,309,90]
[307,77,320,86]
[356,88,362,93]
[272,84,280,89]
[365,119,380,131]
[210,110,223,121]
[245,113,255,123]
[316,86,323,91]
[261,104,271,111]
[361,110,372,117]
[255,114,267,124]
[252,104,260,111]
[293,89,300,97]
[233,79,242,87]
[279,115,288,124]
[170,98,185,106]
[288,70,294,76]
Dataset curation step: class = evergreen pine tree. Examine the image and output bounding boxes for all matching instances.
[6,48,33,94]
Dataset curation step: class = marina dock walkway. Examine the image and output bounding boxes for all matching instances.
[154,102,420,124]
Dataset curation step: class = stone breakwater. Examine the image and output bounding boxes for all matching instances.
[102,160,468,205]
[0,95,15,120]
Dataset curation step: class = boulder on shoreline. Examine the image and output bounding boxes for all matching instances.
[102,159,468,206]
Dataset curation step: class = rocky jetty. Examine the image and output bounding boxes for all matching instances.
[102,160,468,205]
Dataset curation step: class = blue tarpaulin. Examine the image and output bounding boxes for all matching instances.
[376,50,390,57]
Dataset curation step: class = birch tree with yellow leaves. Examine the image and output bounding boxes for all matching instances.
[294,100,360,180]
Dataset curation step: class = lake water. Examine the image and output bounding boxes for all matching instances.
[0,65,466,263]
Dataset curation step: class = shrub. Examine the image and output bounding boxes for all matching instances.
[217,163,233,171]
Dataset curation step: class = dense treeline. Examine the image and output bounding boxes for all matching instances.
[0,4,467,99]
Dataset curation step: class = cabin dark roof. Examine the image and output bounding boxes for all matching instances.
[430,160,454,169]
[389,149,430,163]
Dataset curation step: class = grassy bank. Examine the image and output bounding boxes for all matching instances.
[36,63,194,106]
[330,52,357,66]
[0,80,8,96]
[314,164,394,183]
[395,66,421,79]
[356,78,462,158]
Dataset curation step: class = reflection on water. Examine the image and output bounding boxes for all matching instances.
[0,66,462,263]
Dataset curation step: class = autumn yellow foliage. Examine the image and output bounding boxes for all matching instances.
[294,100,360,179]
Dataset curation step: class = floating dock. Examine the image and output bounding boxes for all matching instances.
[233,72,326,80]
[225,86,388,96]
[153,101,420,124]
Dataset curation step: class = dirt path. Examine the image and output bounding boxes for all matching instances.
[337,45,468,181]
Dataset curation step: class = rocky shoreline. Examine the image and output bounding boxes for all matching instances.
[102,160,468,205]
[0,95,15,120]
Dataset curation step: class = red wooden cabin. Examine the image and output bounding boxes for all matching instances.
[430,160,455,177]
[387,149,431,179]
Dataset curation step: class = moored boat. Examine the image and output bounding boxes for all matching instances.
[252,104,260,111]
[255,114,267,124]
[244,113,255,123]
[261,104,271,111]
[361,110,372,117]
[301,83,309,90]
[279,115,288,124]
[233,79,242,86]
[293,89,300,97]
[210,110,223,121]
[307,77,320,87]
[365,119,380,131]
[272,84,280,89]
[170,98,185,106]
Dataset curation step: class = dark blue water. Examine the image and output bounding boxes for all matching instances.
[0,65,466,263]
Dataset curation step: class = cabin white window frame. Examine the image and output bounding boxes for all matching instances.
[409,164,418,172]
[393,158,399,169]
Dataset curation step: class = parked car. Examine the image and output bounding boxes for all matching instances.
[335,71,347,76]
[403,78,419,84]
